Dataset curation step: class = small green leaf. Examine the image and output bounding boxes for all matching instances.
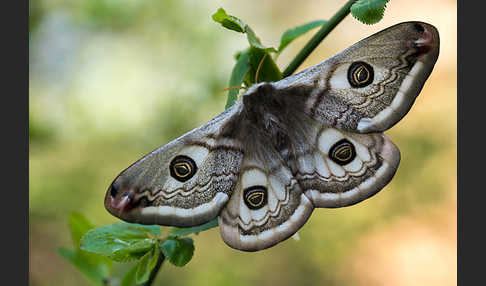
[80,222,160,257]
[121,264,138,286]
[135,245,159,284]
[224,43,281,109]
[58,213,113,285]
[148,244,160,271]
[278,20,327,53]
[211,8,246,33]
[212,8,277,53]
[135,252,152,284]
[58,248,112,285]
[246,47,282,85]
[68,212,95,248]
[351,0,389,25]
[245,26,278,53]
[109,238,156,262]
[161,238,194,267]
[170,218,219,237]
[225,49,250,109]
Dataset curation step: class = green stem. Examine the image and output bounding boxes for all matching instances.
[281,0,357,78]
[143,251,165,286]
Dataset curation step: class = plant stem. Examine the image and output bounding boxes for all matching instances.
[143,251,165,286]
[281,0,357,78]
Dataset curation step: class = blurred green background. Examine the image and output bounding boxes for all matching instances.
[29,0,457,285]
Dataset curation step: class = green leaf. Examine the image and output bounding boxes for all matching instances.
[58,213,113,285]
[121,264,138,286]
[68,212,95,248]
[109,238,156,262]
[135,245,160,284]
[161,238,194,267]
[80,222,160,257]
[170,218,219,237]
[223,44,282,108]
[225,49,251,109]
[58,248,112,286]
[212,7,277,53]
[278,20,327,53]
[351,0,389,25]
[211,8,246,33]
[246,47,282,85]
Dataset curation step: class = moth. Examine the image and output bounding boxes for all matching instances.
[105,22,439,251]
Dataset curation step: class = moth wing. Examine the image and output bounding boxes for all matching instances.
[290,122,401,208]
[218,143,314,252]
[104,104,244,227]
[273,21,439,133]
